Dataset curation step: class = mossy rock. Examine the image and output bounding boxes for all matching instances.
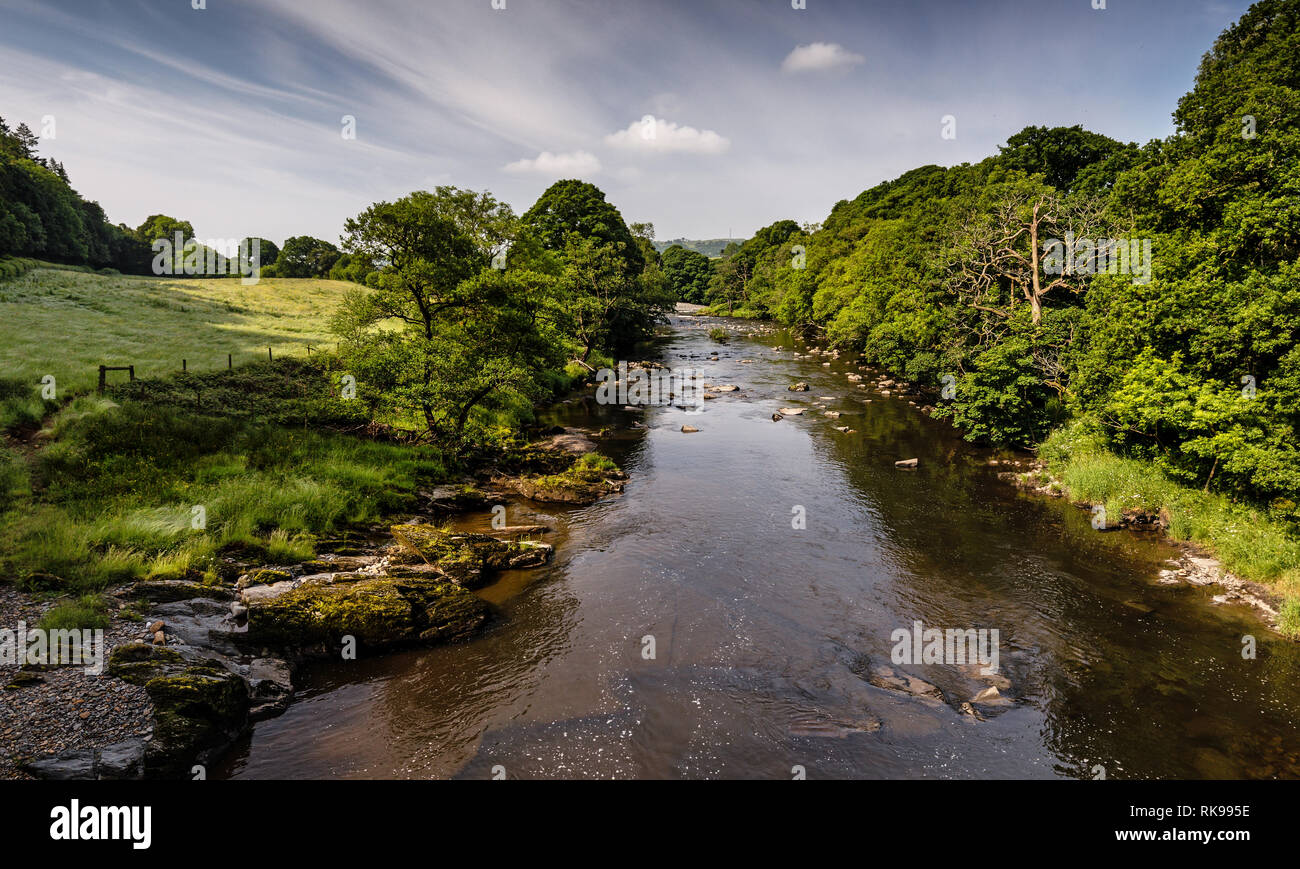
[238,568,293,589]
[298,556,373,574]
[313,533,370,556]
[505,454,626,505]
[245,575,489,649]
[106,646,250,778]
[106,643,184,686]
[144,669,248,778]
[424,485,492,512]
[390,524,552,588]
[4,671,45,690]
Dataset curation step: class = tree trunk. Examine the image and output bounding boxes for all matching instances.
[1029,202,1043,325]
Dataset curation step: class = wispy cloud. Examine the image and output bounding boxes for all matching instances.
[0,0,1255,241]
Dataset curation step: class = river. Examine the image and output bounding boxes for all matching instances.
[219,312,1300,779]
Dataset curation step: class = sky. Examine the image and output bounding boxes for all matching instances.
[0,0,1255,247]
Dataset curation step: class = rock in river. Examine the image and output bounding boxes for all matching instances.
[245,573,490,650]
[390,523,553,588]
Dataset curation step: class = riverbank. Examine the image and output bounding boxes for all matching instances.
[1019,420,1300,636]
[2,429,625,779]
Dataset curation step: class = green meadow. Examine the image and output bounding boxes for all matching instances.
[0,264,348,395]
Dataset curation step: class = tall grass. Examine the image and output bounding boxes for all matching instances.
[0,392,449,593]
[37,594,110,632]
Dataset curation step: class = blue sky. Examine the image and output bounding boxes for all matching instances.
[0,0,1253,246]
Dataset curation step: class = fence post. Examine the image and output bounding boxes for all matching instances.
[182,358,187,372]
[228,353,232,370]
[268,347,272,362]
[128,365,135,381]
[98,365,106,395]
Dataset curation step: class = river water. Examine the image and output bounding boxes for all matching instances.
[221,313,1300,779]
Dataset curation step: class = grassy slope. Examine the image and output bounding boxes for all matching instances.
[0,266,349,394]
[0,268,448,610]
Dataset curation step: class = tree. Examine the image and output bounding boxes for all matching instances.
[136,214,194,244]
[334,187,562,445]
[946,180,1108,326]
[12,123,38,159]
[628,221,660,270]
[661,244,712,303]
[277,236,341,278]
[0,118,152,271]
[707,252,749,314]
[556,236,646,362]
[997,125,1132,193]
[521,179,644,276]
[239,237,279,266]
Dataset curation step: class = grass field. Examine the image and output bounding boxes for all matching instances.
[0,266,445,613]
[0,266,351,395]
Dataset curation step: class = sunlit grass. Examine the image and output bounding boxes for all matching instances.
[0,268,350,398]
[0,393,448,593]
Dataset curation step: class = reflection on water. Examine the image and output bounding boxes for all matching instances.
[220,315,1300,779]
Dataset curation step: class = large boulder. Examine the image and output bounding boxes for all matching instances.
[244,574,490,649]
[106,643,248,778]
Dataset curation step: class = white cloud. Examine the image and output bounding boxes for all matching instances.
[781,42,865,74]
[503,150,601,176]
[603,116,730,155]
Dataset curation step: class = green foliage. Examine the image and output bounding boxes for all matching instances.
[661,244,713,304]
[932,326,1061,446]
[706,219,806,315]
[336,187,564,446]
[277,235,341,278]
[652,237,740,258]
[103,358,370,429]
[328,252,378,284]
[240,237,279,266]
[521,179,645,276]
[0,388,447,593]
[997,125,1136,193]
[1041,419,1300,617]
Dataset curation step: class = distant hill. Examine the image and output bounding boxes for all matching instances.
[652,238,745,258]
